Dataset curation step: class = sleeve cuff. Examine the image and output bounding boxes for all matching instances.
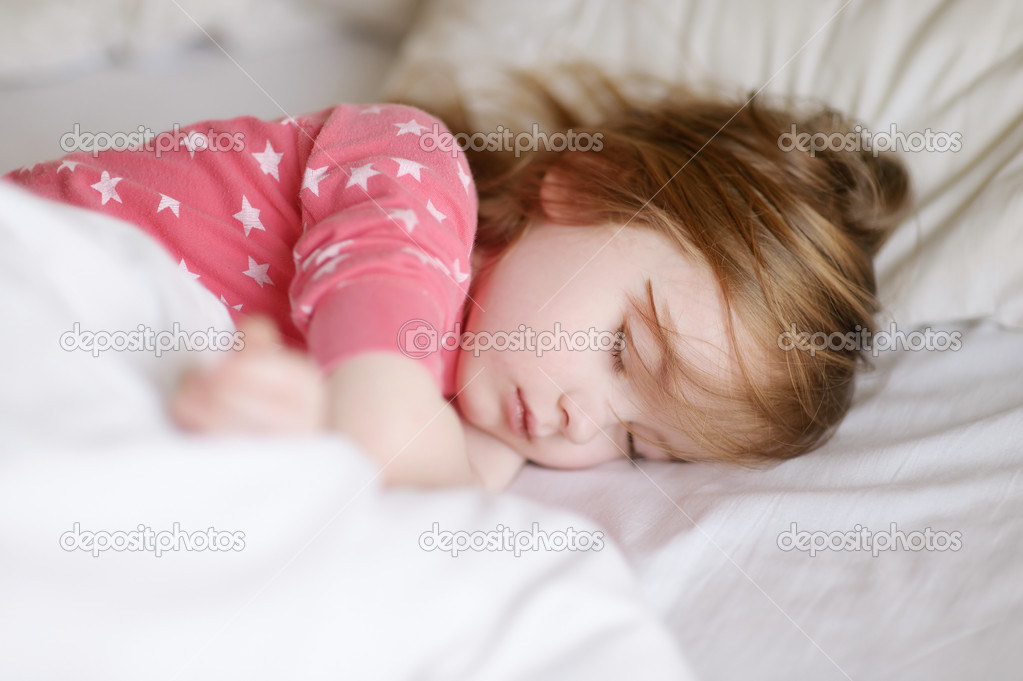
[304,279,449,390]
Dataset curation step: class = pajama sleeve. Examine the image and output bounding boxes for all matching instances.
[290,103,477,394]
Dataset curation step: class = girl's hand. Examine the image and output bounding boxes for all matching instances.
[171,316,327,433]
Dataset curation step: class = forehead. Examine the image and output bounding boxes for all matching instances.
[522,221,738,376]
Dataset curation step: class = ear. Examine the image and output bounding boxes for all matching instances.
[538,167,575,222]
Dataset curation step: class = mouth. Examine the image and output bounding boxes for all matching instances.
[506,387,533,441]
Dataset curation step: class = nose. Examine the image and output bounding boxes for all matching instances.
[557,392,605,444]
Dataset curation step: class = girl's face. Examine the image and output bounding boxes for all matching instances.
[454,220,737,469]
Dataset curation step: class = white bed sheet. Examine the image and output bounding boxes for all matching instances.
[510,317,1023,679]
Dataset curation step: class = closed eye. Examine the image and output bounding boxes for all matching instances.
[626,432,644,459]
[611,323,628,377]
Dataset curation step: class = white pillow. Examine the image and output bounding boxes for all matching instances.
[383,0,1023,330]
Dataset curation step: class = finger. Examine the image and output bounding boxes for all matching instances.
[236,315,283,354]
[169,376,214,430]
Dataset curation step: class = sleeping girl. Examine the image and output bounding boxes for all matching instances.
[4,75,910,490]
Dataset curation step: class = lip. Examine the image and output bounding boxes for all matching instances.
[523,401,538,440]
[506,387,532,441]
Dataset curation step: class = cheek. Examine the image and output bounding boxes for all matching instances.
[453,337,534,429]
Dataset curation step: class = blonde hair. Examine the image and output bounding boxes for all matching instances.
[396,68,911,465]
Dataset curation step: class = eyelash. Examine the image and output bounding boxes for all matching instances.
[612,324,640,459]
[626,432,641,459]
[611,324,626,377]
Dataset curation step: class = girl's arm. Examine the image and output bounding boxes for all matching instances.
[174,317,474,487]
[174,318,522,488]
[324,358,527,488]
[290,103,476,396]
[324,351,474,487]
[177,103,480,487]
[286,103,480,486]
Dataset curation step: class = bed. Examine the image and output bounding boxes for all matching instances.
[2,1,1021,679]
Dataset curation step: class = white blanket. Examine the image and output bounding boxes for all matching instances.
[0,182,696,680]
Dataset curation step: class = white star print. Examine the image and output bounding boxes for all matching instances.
[243,256,273,288]
[426,200,446,223]
[233,196,265,237]
[360,105,383,115]
[279,115,299,126]
[308,240,355,269]
[58,160,80,173]
[393,119,429,136]
[391,157,426,182]
[302,166,328,195]
[91,171,123,205]
[399,250,467,286]
[251,140,283,181]
[312,255,350,281]
[157,194,180,217]
[346,163,380,191]
[183,132,208,158]
[387,208,418,233]
[457,163,471,194]
[219,295,243,312]
[178,259,199,281]
[401,247,451,277]
[401,247,434,267]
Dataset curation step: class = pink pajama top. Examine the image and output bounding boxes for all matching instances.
[5,103,476,398]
